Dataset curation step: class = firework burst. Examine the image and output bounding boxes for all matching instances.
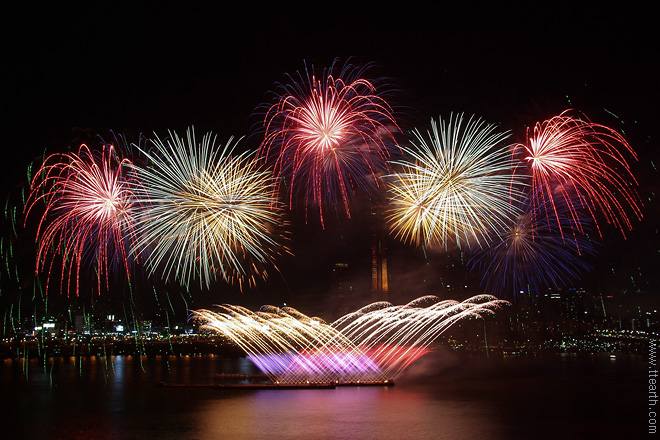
[257,59,400,225]
[25,143,139,296]
[515,109,642,238]
[467,185,597,298]
[386,114,525,249]
[130,128,287,291]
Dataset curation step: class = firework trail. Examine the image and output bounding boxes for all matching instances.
[257,59,400,225]
[193,295,507,384]
[25,143,139,296]
[386,114,526,250]
[333,295,506,379]
[130,128,287,291]
[194,305,371,383]
[467,185,597,298]
[1,163,37,336]
[514,109,642,238]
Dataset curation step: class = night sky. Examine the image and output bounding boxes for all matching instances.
[3,3,659,314]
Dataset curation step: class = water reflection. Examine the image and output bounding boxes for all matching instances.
[0,352,647,440]
[191,386,500,440]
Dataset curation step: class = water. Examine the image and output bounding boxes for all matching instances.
[0,350,647,439]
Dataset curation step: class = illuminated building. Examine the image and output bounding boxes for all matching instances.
[370,205,389,303]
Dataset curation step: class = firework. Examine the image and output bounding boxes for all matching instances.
[515,109,642,238]
[25,143,139,296]
[333,295,506,379]
[193,304,370,383]
[257,59,400,225]
[386,114,525,249]
[130,128,287,290]
[193,295,507,384]
[467,185,597,298]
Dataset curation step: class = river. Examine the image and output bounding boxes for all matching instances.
[0,350,648,439]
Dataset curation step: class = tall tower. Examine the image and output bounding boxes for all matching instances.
[371,235,389,302]
[370,205,389,303]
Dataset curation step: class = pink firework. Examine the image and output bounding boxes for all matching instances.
[258,59,400,225]
[25,143,139,296]
[515,109,642,238]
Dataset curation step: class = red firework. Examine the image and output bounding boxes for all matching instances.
[25,143,139,296]
[258,59,400,225]
[515,109,642,238]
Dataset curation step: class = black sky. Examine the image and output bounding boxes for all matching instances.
[3,3,659,312]
[6,3,657,155]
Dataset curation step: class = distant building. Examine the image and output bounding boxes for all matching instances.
[371,233,389,303]
[370,205,389,303]
[331,262,351,319]
[74,315,86,333]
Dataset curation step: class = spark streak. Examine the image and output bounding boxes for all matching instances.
[193,295,507,384]
[386,114,525,249]
[130,128,287,290]
[258,59,400,225]
[25,143,138,296]
[467,185,597,298]
[515,109,642,238]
